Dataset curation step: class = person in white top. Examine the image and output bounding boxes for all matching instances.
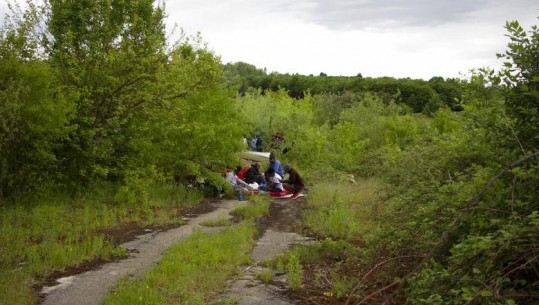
[225,168,251,193]
[266,167,284,192]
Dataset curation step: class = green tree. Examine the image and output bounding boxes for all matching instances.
[497,20,539,150]
[44,0,168,184]
[0,1,73,199]
[1,0,247,199]
[222,61,266,94]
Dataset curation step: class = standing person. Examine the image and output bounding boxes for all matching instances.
[282,163,304,199]
[242,134,249,150]
[255,135,264,152]
[268,152,284,177]
[250,135,257,151]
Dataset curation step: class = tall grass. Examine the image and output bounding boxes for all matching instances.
[230,195,270,220]
[304,179,382,240]
[102,222,256,305]
[0,183,202,305]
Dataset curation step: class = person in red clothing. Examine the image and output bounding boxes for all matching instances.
[282,163,304,199]
[235,165,249,180]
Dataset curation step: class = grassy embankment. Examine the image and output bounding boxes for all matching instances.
[0,184,203,305]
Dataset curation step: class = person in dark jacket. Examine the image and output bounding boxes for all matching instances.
[255,135,264,152]
[282,163,304,198]
[243,162,266,187]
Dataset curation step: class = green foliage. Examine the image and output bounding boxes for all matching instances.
[2,3,538,304]
[432,107,461,133]
[496,20,539,150]
[43,0,169,184]
[222,61,266,94]
[0,46,74,198]
[141,85,244,179]
[238,89,428,179]
[0,183,201,305]
[256,269,273,283]
[0,0,247,199]
[299,238,359,264]
[226,71,452,112]
[231,195,270,219]
[305,190,363,240]
[199,216,232,227]
[286,248,303,290]
[332,276,356,300]
[364,20,539,304]
[304,181,380,240]
[428,76,464,110]
[253,18,537,304]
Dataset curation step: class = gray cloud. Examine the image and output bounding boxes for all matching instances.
[280,0,533,30]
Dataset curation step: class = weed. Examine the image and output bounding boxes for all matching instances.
[200,217,232,227]
[299,238,358,264]
[332,276,356,299]
[276,254,286,274]
[304,180,381,240]
[286,248,303,290]
[102,222,256,305]
[256,269,273,283]
[213,299,238,305]
[230,196,269,219]
[0,183,203,305]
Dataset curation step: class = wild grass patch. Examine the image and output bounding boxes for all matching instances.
[230,195,270,219]
[304,179,382,240]
[0,184,202,305]
[200,215,232,227]
[102,222,256,305]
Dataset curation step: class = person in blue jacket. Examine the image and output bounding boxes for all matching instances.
[268,152,284,177]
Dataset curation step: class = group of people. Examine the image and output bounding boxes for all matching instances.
[243,134,264,152]
[243,133,294,155]
[225,152,304,199]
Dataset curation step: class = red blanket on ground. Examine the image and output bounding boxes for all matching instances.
[269,190,290,197]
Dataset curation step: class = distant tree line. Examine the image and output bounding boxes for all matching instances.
[222,62,464,114]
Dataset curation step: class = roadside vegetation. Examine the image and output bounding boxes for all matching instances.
[230,195,270,220]
[0,185,201,305]
[1,1,538,305]
[102,222,256,305]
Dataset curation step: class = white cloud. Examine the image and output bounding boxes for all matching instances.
[2,0,538,79]
[164,0,538,79]
[0,2,9,23]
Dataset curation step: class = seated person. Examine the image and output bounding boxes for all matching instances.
[265,167,284,193]
[225,167,251,193]
[282,163,304,198]
[268,152,284,177]
[243,162,267,187]
[235,165,249,180]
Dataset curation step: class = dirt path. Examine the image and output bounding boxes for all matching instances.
[211,198,310,305]
[211,229,303,305]
[40,200,245,305]
[39,198,307,305]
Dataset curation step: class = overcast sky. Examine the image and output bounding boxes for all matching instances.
[164,0,538,79]
[1,0,538,79]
